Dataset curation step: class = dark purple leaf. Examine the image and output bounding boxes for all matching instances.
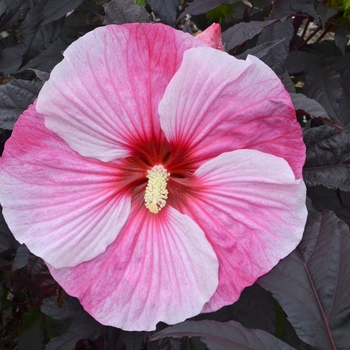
[337,67,350,129]
[335,26,350,55]
[236,38,285,61]
[182,17,193,34]
[307,187,350,228]
[41,295,106,350]
[229,284,276,334]
[316,3,339,29]
[222,20,279,52]
[303,125,350,191]
[0,0,65,74]
[256,19,294,67]
[27,69,50,82]
[41,295,85,321]
[286,47,349,128]
[39,0,84,26]
[28,256,58,297]
[290,93,329,120]
[195,284,276,335]
[178,0,228,21]
[286,50,322,73]
[0,207,19,253]
[103,327,124,350]
[151,336,187,350]
[146,0,180,26]
[151,320,295,350]
[20,4,64,69]
[12,244,30,272]
[270,0,318,20]
[104,0,150,25]
[18,307,45,350]
[120,331,147,350]
[279,69,296,93]
[0,80,42,130]
[258,210,350,350]
[340,189,350,207]
[23,36,70,74]
[0,44,24,75]
[0,0,29,31]
[303,66,342,124]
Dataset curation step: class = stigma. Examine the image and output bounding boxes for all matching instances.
[144,165,170,214]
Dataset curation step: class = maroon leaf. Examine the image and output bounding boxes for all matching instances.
[258,210,350,350]
[0,206,20,253]
[23,37,69,74]
[195,284,276,335]
[120,331,147,350]
[0,0,29,31]
[178,0,226,21]
[256,19,294,67]
[0,80,42,130]
[316,3,339,29]
[41,295,118,350]
[104,0,150,25]
[39,0,84,26]
[146,0,180,26]
[28,256,58,297]
[303,125,350,191]
[150,320,295,350]
[20,5,64,69]
[270,0,318,20]
[286,46,350,129]
[334,26,350,55]
[303,66,342,122]
[236,39,285,61]
[222,20,279,52]
[308,187,350,228]
[290,93,329,120]
[27,69,50,82]
[18,307,45,350]
[12,244,30,272]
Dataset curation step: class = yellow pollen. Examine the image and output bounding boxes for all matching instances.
[144,165,170,214]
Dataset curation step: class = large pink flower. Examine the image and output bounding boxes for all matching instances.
[0,23,307,331]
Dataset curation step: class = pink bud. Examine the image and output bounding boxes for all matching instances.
[196,23,224,51]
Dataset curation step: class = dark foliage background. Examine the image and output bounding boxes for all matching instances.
[1,0,350,349]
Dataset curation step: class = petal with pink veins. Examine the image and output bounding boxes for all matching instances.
[36,23,207,162]
[0,104,131,269]
[159,47,305,179]
[48,205,219,331]
[175,149,307,313]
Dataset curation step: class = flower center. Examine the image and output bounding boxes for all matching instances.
[144,165,170,214]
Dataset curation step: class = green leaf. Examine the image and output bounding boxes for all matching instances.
[206,3,236,23]
[133,0,146,6]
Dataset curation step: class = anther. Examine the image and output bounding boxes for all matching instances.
[144,165,170,214]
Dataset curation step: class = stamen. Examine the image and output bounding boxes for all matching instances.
[144,165,170,214]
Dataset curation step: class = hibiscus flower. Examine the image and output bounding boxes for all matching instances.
[0,23,307,331]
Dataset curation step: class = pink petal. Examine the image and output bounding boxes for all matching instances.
[0,103,130,268]
[36,24,206,162]
[48,205,219,331]
[159,47,305,179]
[196,23,224,50]
[175,149,307,312]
